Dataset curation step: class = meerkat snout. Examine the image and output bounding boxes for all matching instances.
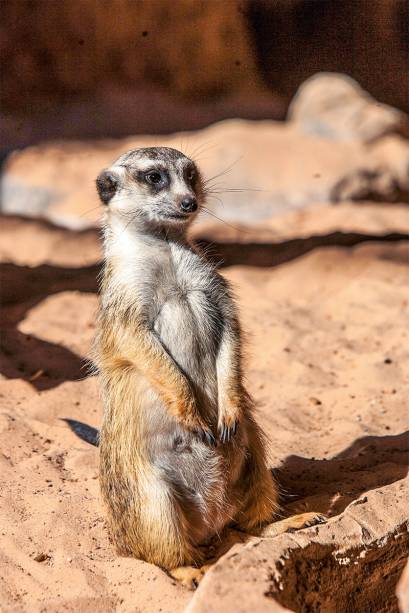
[96,146,203,228]
[179,196,197,214]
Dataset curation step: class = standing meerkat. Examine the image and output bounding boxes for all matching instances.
[95,147,325,588]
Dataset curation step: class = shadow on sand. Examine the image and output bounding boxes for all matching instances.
[275,430,409,517]
[1,213,407,390]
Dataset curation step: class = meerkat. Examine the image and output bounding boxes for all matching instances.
[94,147,325,588]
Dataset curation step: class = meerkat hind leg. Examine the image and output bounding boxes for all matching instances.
[168,514,326,590]
[169,529,248,589]
[259,512,327,538]
[169,565,211,590]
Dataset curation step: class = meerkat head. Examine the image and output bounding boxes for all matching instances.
[96,147,203,229]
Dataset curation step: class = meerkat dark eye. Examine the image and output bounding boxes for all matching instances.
[145,171,162,185]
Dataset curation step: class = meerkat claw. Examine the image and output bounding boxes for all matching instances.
[286,512,328,533]
[195,428,217,447]
[219,421,239,444]
[205,431,217,447]
[315,514,327,524]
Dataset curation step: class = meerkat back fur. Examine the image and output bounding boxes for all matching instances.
[95,147,325,585]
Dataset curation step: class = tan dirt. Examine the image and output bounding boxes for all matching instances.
[1,205,408,611]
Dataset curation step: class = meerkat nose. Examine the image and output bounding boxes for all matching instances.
[179,196,197,214]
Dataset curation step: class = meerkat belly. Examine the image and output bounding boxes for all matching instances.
[153,289,222,386]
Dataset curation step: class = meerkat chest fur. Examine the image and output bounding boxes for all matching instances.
[152,241,225,369]
[103,221,230,411]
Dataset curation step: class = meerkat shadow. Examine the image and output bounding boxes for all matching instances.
[274,430,409,518]
[62,418,99,447]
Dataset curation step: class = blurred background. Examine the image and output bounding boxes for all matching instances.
[1,3,409,611]
[1,0,408,152]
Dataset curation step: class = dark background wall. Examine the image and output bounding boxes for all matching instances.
[248,0,408,112]
[1,0,408,149]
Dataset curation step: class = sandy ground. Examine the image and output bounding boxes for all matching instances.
[1,206,408,611]
[1,81,409,609]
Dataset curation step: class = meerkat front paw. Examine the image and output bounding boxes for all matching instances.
[218,416,239,444]
[179,401,217,447]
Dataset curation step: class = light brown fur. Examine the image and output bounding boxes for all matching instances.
[95,147,325,589]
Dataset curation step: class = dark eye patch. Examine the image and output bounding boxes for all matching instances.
[185,164,198,184]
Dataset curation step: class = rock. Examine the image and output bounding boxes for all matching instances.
[288,74,409,203]
[369,136,409,197]
[288,73,409,144]
[2,105,409,230]
[188,479,409,613]
[288,73,409,202]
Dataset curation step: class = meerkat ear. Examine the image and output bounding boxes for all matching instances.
[96,169,119,205]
